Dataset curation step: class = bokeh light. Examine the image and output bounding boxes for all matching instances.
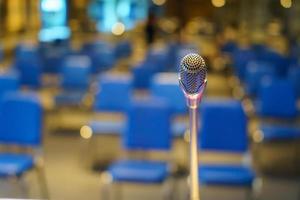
[280,0,292,8]
[111,22,125,36]
[211,0,226,8]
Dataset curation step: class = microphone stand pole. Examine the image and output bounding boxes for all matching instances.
[184,81,206,200]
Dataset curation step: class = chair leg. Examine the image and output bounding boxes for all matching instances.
[35,165,49,199]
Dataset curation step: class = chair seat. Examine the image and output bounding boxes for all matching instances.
[0,153,34,177]
[109,160,169,183]
[89,120,125,135]
[260,125,300,141]
[199,165,254,186]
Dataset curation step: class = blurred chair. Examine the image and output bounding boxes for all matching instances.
[255,79,298,119]
[114,40,132,59]
[231,47,256,81]
[101,98,174,200]
[14,45,42,88]
[288,66,300,99]
[244,61,277,97]
[132,62,156,89]
[0,92,48,198]
[39,41,69,74]
[55,55,91,106]
[82,74,133,169]
[0,71,19,99]
[150,73,188,137]
[82,41,116,73]
[90,73,133,134]
[198,99,255,200]
[146,47,169,72]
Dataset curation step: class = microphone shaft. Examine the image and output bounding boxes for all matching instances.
[189,107,200,200]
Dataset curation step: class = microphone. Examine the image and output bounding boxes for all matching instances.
[179,53,207,200]
[179,53,207,108]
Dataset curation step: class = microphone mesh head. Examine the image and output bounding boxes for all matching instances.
[179,53,207,94]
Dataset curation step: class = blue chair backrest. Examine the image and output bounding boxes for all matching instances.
[82,41,115,73]
[115,40,132,58]
[132,62,156,89]
[150,73,187,114]
[0,71,19,99]
[200,99,248,153]
[146,48,169,72]
[94,74,132,112]
[231,47,256,80]
[123,98,172,151]
[14,46,42,88]
[39,42,69,73]
[288,66,300,98]
[245,61,277,96]
[0,92,42,147]
[61,55,91,90]
[257,79,297,118]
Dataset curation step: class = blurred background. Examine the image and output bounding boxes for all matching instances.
[0,0,299,199]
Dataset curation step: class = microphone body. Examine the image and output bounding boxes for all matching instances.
[179,53,207,200]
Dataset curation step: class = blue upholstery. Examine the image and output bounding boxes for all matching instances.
[221,41,237,54]
[150,73,187,114]
[14,46,42,88]
[82,41,115,73]
[260,125,300,141]
[132,62,156,89]
[245,61,276,96]
[258,48,287,75]
[146,48,169,72]
[288,66,300,98]
[109,160,169,183]
[256,79,297,118]
[89,120,125,135]
[0,92,42,146]
[123,98,172,150]
[115,40,132,58]
[94,74,132,112]
[199,165,254,186]
[0,71,19,99]
[200,99,248,153]
[231,47,256,80]
[0,153,34,177]
[39,42,69,73]
[60,55,91,90]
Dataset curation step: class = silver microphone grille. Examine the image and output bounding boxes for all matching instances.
[179,53,207,94]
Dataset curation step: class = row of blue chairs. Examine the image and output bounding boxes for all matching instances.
[101,98,254,199]
[10,40,132,87]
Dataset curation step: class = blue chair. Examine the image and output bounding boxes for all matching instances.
[150,73,188,137]
[146,48,169,72]
[94,74,133,112]
[231,47,256,81]
[55,55,91,106]
[82,41,116,73]
[244,61,277,97]
[199,99,255,200]
[14,45,42,88]
[288,66,300,98]
[102,98,173,199]
[114,40,132,58]
[0,71,19,99]
[0,92,48,198]
[132,62,156,89]
[39,41,69,73]
[255,79,298,118]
